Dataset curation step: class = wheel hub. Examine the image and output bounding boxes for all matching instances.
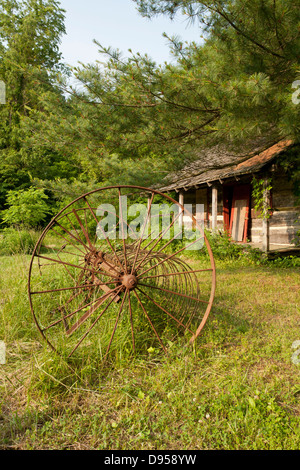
[121,273,138,290]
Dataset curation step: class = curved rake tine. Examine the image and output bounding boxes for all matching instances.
[134,208,184,272]
[139,268,213,281]
[138,282,209,304]
[136,287,194,335]
[133,289,167,354]
[137,236,203,279]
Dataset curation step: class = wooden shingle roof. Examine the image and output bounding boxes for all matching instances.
[158,139,294,192]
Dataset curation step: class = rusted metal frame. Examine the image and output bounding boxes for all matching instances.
[28,185,216,355]
[138,282,209,304]
[68,287,123,357]
[134,208,184,272]
[133,289,167,353]
[136,286,194,335]
[137,236,204,279]
[95,256,122,278]
[131,192,155,275]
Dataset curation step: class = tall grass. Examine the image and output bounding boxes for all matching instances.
[0,237,299,450]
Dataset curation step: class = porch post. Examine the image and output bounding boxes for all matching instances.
[179,190,184,228]
[211,185,218,231]
[262,177,270,253]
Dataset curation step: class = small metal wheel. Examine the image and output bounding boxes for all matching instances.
[28,186,216,360]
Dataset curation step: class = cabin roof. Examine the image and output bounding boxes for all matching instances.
[158,139,294,192]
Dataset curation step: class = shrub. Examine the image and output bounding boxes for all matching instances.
[0,227,39,256]
[1,187,50,228]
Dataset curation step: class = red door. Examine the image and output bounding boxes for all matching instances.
[229,185,251,242]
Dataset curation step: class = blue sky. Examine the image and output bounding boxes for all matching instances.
[58,0,203,67]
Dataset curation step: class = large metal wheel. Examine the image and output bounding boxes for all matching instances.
[28,186,216,361]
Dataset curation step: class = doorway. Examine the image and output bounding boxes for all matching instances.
[223,184,251,242]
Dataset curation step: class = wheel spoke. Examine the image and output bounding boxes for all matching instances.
[131,192,154,274]
[103,288,128,361]
[66,285,123,336]
[133,289,167,353]
[127,290,135,353]
[84,196,125,272]
[55,220,91,253]
[64,213,90,253]
[134,208,184,272]
[50,226,87,256]
[30,280,116,295]
[118,187,128,273]
[42,286,121,332]
[72,208,94,249]
[68,287,123,357]
[56,251,77,283]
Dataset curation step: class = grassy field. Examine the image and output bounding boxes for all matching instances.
[0,252,299,450]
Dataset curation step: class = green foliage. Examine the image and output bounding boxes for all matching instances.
[1,187,50,228]
[0,227,39,255]
[251,177,272,219]
[0,0,68,220]
[204,230,244,260]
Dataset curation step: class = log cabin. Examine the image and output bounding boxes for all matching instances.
[157,139,300,253]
